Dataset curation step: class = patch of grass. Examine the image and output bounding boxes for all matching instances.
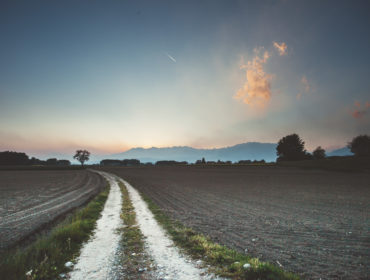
[0,182,109,280]
[118,182,152,279]
[141,193,299,280]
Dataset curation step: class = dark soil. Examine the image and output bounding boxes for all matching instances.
[102,165,370,280]
[0,169,105,250]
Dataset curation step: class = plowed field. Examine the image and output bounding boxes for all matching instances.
[0,170,105,250]
[103,165,370,279]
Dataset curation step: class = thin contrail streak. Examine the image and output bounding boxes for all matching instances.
[165,53,176,63]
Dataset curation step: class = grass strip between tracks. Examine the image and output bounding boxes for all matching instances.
[0,182,109,280]
[118,182,152,279]
[141,193,300,280]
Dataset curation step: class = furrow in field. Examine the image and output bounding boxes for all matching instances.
[0,186,97,226]
[0,170,104,250]
[102,166,370,279]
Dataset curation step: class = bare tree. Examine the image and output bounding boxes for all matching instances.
[73,150,90,166]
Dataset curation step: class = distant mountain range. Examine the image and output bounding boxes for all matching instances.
[94,144,354,164]
[326,147,353,157]
[33,143,352,164]
[101,142,278,163]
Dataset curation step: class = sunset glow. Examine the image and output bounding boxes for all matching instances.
[1,0,369,159]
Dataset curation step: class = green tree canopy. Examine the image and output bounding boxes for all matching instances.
[276,134,307,161]
[73,150,90,166]
[348,135,370,156]
[313,146,326,159]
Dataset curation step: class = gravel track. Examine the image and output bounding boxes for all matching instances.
[103,165,370,280]
[69,171,221,280]
[0,170,105,250]
[119,176,222,280]
[70,171,123,280]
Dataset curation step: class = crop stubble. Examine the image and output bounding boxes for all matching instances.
[0,170,105,250]
[103,165,370,279]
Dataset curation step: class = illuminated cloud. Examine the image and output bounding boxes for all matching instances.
[301,76,310,92]
[352,110,366,119]
[297,75,312,100]
[273,41,287,56]
[350,100,370,119]
[234,49,272,108]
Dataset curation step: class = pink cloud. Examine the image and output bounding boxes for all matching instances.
[234,49,272,108]
[354,100,361,108]
[301,76,310,92]
[273,41,288,56]
[350,100,370,119]
[297,75,313,100]
[352,110,366,119]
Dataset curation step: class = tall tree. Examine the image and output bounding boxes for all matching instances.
[73,150,90,166]
[348,135,370,156]
[276,134,307,161]
[313,146,326,159]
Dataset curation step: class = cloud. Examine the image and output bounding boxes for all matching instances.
[301,76,310,92]
[234,49,272,108]
[354,100,361,108]
[350,100,370,119]
[235,42,290,108]
[165,52,176,63]
[352,110,366,119]
[297,75,312,99]
[273,41,287,56]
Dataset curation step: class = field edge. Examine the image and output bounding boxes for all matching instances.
[0,179,110,280]
[140,191,300,280]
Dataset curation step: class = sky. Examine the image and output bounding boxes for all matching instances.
[1,0,370,158]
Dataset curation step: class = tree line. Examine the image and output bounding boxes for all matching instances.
[0,151,71,166]
[1,135,368,166]
[100,159,140,166]
[276,134,370,161]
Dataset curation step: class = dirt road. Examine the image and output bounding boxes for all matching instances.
[70,171,220,280]
[69,171,123,280]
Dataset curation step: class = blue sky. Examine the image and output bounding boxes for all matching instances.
[1,0,369,158]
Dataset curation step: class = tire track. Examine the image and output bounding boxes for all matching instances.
[118,176,222,280]
[70,171,222,280]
